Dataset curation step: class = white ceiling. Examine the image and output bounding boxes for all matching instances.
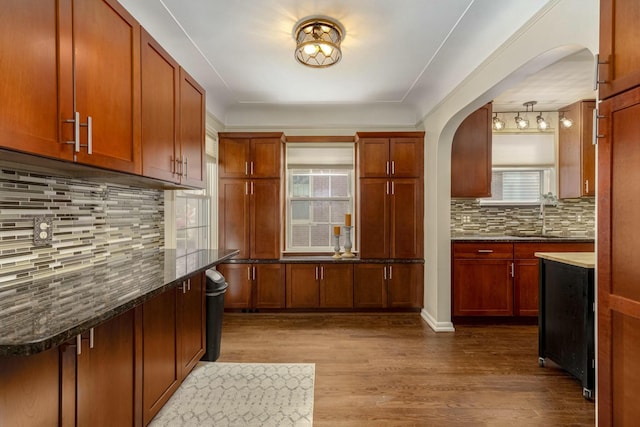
[119,0,595,125]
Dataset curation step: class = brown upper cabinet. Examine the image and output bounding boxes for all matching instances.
[141,30,205,188]
[558,100,596,198]
[218,133,283,179]
[1,0,142,174]
[356,132,424,178]
[598,0,640,100]
[451,103,492,198]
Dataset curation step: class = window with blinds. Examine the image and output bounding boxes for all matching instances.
[285,143,355,252]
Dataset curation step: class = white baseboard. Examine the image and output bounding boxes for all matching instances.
[420,309,455,332]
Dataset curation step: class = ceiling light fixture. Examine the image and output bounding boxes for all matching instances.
[514,112,529,129]
[536,113,549,131]
[559,112,573,128]
[294,17,343,68]
[492,113,506,130]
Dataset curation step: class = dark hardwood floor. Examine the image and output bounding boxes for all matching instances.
[217,313,594,426]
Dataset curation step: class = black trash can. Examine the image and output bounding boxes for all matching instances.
[202,268,228,361]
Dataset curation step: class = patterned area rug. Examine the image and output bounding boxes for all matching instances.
[150,362,315,427]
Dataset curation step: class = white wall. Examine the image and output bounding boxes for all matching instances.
[418,0,599,331]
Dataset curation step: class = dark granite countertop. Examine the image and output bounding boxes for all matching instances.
[0,249,238,356]
[222,256,425,264]
[451,235,595,243]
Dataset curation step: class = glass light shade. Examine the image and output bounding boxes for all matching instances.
[515,114,529,129]
[295,18,343,68]
[559,114,573,128]
[536,115,549,130]
[492,114,505,130]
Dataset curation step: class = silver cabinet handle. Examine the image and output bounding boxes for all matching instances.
[391,181,395,195]
[383,266,387,280]
[187,278,191,291]
[175,157,183,176]
[389,265,393,280]
[65,111,81,152]
[386,161,390,175]
[320,265,324,280]
[245,182,249,195]
[585,180,589,194]
[315,266,318,281]
[183,157,188,178]
[386,181,390,195]
[477,249,494,253]
[593,53,608,90]
[247,266,252,281]
[252,266,256,281]
[510,262,515,278]
[89,328,94,349]
[79,116,93,154]
[251,181,254,195]
[76,334,82,355]
[250,161,254,175]
[391,161,395,175]
[245,161,249,175]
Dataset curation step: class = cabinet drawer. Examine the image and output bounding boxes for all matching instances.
[513,242,594,259]
[453,243,513,259]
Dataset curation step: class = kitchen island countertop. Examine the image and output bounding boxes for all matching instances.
[535,252,596,268]
[0,249,238,356]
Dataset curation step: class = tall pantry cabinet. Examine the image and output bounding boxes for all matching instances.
[597,0,640,424]
[218,133,285,309]
[355,132,425,309]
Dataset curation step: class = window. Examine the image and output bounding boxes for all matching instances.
[175,189,209,256]
[286,143,354,252]
[481,132,556,205]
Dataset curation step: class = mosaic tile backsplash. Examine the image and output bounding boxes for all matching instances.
[451,197,595,237]
[0,167,164,294]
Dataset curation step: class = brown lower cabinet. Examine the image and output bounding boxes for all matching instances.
[286,263,354,308]
[0,347,60,427]
[218,263,285,309]
[354,263,423,309]
[452,241,595,317]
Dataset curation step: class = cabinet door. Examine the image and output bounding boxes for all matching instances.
[599,0,640,99]
[286,264,320,308]
[219,138,250,178]
[255,264,286,309]
[178,68,205,188]
[141,28,179,183]
[218,263,253,309]
[354,264,387,308]
[250,179,281,259]
[0,348,60,427]
[390,179,423,258]
[251,138,282,178]
[219,179,250,259]
[390,137,423,177]
[178,273,205,379]
[451,103,492,197]
[0,1,70,160]
[359,178,390,259]
[388,263,423,308]
[142,288,179,425]
[73,0,141,173]
[358,138,390,177]
[597,88,640,425]
[77,310,135,427]
[514,259,540,316]
[320,264,354,308]
[559,100,596,198]
[452,259,513,316]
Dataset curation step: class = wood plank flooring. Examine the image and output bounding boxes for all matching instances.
[217,313,594,426]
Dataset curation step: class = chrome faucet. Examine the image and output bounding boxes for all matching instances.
[539,192,558,235]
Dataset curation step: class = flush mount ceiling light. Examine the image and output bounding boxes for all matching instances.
[559,112,574,128]
[492,113,506,130]
[294,17,344,68]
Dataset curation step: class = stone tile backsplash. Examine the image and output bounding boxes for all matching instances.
[0,166,164,293]
[451,197,595,237]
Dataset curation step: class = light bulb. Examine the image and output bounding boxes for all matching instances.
[303,44,319,55]
[560,116,573,128]
[536,115,548,130]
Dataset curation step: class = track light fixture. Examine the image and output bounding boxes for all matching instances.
[493,101,559,131]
